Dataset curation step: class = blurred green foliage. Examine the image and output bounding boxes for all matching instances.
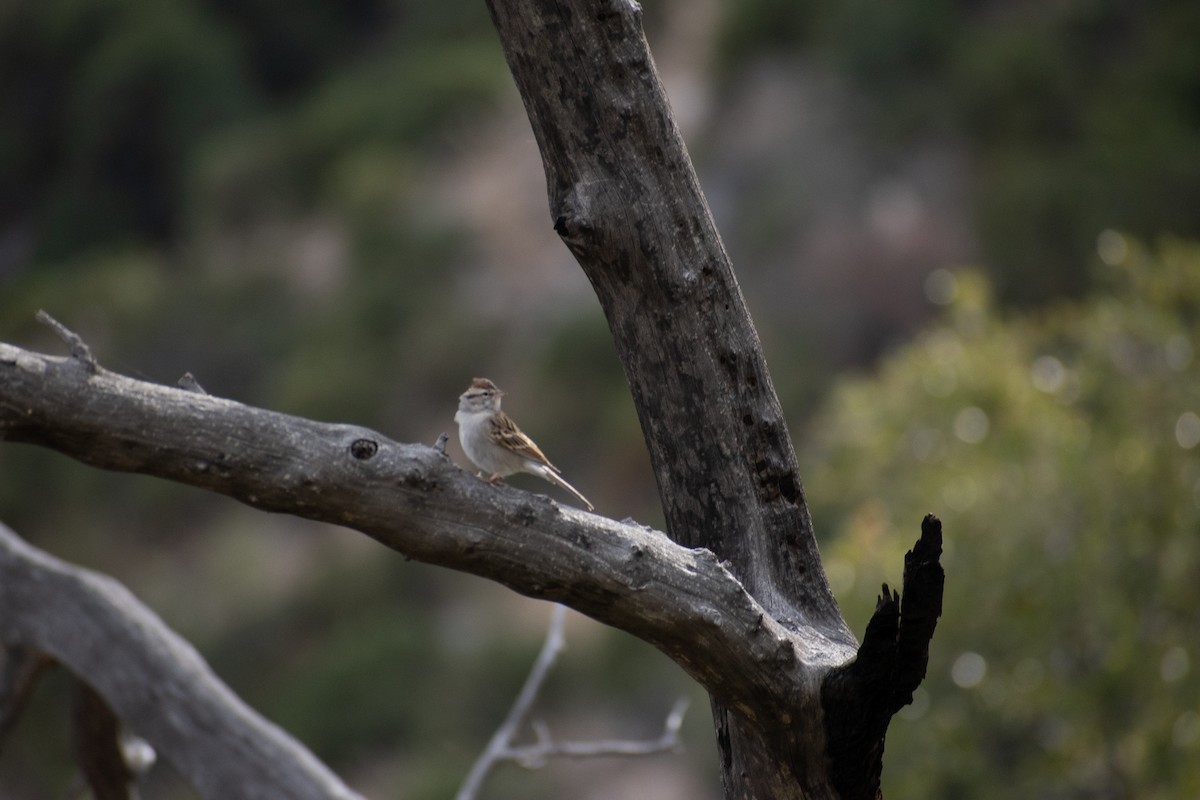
[803,237,1200,798]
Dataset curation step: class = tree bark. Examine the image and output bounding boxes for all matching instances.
[481,0,885,796]
[485,0,850,633]
[0,522,363,800]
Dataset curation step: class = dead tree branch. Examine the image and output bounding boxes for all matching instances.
[0,340,815,721]
[0,522,362,800]
[515,698,688,764]
[457,605,688,800]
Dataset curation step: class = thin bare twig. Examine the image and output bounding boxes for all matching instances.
[456,605,688,800]
[35,310,98,373]
[456,604,567,800]
[513,696,690,767]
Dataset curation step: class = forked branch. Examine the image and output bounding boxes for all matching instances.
[457,604,688,800]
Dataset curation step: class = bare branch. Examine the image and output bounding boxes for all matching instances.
[456,604,567,800]
[0,341,837,720]
[514,696,689,765]
[35,310,98,373]
[0,522,363,800]
[457,605,689,800]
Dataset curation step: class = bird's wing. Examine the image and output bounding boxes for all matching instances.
[491,412,559,472]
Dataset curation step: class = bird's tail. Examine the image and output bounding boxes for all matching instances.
[535,466,594,511]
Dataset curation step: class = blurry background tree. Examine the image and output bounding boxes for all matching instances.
[0,0,1197,797]
[803,239,1200,800]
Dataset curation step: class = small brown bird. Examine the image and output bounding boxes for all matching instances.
[454,378,594,511]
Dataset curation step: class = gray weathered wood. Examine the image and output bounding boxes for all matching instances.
[483,0,861,796]
[0,521,364,800]
[0,343,829,723]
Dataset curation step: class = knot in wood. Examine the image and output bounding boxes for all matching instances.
[349,438,378,460]
[552,181,610,250]
[553,212,594,248]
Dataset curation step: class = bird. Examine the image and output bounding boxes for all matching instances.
[454,377,594,511]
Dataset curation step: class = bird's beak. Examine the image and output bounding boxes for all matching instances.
[496,390,506,397]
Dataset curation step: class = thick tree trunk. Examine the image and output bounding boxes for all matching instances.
[484,1,848,796]
[483,2,943,797]
[484,0,849,634]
